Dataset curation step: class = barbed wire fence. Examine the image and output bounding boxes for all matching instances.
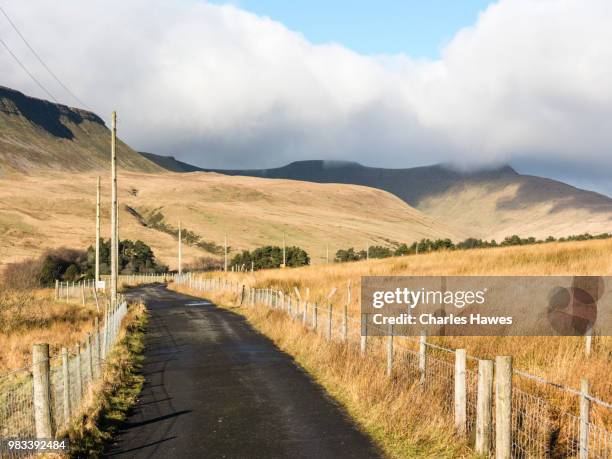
[176,274,612,459]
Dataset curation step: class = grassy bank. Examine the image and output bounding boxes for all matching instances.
[66,302,147,458]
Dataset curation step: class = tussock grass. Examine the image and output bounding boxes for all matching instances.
[0,287,100,372]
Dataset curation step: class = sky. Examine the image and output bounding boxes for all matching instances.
[1,0,612,195]
[216,0,495,57]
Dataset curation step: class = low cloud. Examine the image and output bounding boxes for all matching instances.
[1,0,611,190]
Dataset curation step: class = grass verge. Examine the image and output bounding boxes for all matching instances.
[65,302,147,458]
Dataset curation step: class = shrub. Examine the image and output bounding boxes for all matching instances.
[231,246,309,271]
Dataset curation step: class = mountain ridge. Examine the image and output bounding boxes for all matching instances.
[0,86,161,174]
[143,156,612,239]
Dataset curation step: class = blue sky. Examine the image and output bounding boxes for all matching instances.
[220,0,496,57]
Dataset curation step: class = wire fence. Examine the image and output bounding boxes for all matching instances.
[177,274,612,459]
[56,274,173,303]
[0,298,128,458]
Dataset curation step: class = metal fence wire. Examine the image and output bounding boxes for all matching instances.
[176,274,612,459]
[0,298,128,455]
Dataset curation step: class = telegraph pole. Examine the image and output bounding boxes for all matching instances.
[110,111,117,307]
[178,220,182,275]
[224,233,228,272]
[282,231,286,267]
[95,176,101,285]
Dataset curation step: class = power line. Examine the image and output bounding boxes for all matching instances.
[0,34,58,103]
[0,4,88,109]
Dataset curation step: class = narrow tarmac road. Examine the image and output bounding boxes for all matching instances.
[105,284,381,459]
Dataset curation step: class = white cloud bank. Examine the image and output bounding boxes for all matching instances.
[1,0,611,181]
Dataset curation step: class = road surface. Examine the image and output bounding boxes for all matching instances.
[105,285,381,458]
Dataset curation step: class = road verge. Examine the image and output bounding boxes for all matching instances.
[66,302,147,458]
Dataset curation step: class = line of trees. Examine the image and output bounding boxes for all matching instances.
[335,232,612,263]
[2,240,167,289]
[231,245,310,270]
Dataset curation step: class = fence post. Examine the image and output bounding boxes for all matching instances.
[342,304,348,342]
[87,333,94,385]
[495,356,512,459]
[326,304,332,341]
[81,283,86,306]
[476,359,493,455]
[75,343,83,401]
[454,349,467,434]
[419,331,427,385]
[360,313,367,355]
[55,279,59,300]
[94,317,101,377]
[32,343,53,438]
[240,285,245,305]
[386,324,393,377]
[312,303,318,331]
[62,347,71,423]
[580,378,590,459]
[344,280,351,342]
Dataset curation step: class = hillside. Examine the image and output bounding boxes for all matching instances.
[0,170,460,269]
[0,86,161,175]
[166,159,612,240]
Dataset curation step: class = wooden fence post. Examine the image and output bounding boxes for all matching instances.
[360,313,368,355]
[386,324,393,377]
[342,304,348,342]
[312,303,318,331]
[75,343,83,401]
[419,331,427,385]
[476,359,493,455]
[580,378,590,459]
[495,356,512,459]
[32,344,53,438]
[94,317,101,377]
[326,304,333,340]
[454,349,467,434]
[61,347,71,423]
[55,280,59,300]
[87,333,94,385]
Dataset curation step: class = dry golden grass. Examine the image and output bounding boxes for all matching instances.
[187,239,612,424]
[0,170,459,270]
[0,287,100,372]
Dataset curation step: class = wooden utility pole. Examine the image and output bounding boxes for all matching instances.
[224,233,228,272]
[95,176,101,285]
[178,220,182,275]
[110,111,117,307]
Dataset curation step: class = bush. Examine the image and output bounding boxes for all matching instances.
[2,258,42,289]
[183,257,224,272]
[231,246,309,271]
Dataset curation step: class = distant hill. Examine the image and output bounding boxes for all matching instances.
[0,86,161,175]
[0,170,461,268]
[139,152,204,172]
[143,157,612,240]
